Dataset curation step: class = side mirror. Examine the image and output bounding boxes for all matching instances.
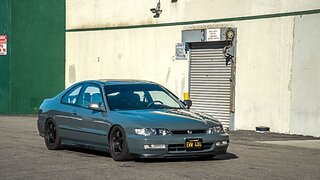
[88,102,106,112]
[184,100,192,109]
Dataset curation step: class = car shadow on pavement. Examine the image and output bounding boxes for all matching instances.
[64,145,111,158]
[212,152,238,161]
[63,146,238,162]
[134,152,238,163]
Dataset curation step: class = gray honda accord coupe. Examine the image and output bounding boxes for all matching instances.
[38,80,229,161]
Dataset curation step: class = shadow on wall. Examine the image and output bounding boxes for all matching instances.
[69,64,76,84]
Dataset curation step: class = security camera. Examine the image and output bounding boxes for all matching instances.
[150,0,162,18]
[150,8,157,14]
[153,13,161,18]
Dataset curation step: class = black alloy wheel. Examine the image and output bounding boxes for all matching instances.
[109,125,130,161]
[44,119,63,150]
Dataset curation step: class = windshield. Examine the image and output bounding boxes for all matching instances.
[104,84,185,110]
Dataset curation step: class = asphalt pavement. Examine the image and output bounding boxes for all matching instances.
[0,116,319,180]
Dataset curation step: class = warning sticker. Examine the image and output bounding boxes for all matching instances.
[0,35,7,56]
[206,29,221,41]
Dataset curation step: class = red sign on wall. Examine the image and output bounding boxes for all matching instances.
[0,35,7,56]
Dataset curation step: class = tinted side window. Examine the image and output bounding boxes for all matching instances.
[78,85,105,108]
[61,85,82,105]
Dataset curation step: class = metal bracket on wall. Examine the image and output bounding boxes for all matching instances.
[223,46,235,66]
[223,28,236,66]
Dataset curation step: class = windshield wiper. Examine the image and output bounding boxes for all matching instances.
[149,105,183,109]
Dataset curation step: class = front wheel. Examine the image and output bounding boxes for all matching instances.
[109,125,130,161]
[44,119,63,150]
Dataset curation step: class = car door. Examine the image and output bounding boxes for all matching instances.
[75,84,111,146]
[57,84,84,141]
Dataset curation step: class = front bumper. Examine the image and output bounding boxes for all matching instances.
[127,133,229,159]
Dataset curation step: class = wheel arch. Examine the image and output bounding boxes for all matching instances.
[44,117,55,127]
[107,124,122,141]
[108,124,131,161]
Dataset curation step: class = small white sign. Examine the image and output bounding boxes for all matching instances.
[0,35,7,56]
[206,29,221,41]
[175,43,187,60]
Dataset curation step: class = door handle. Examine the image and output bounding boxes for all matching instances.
[72,110,77,115]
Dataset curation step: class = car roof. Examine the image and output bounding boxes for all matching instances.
[82,79,157,86]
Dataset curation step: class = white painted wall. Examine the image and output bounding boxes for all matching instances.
[234,17,294,133]
[66,17,295,133]
[66,0,320,136]
[290,13,320,137]
[66,26,189,98]
[66,0,320,30]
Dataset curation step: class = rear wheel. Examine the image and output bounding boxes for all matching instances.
[109,125,130,161]
[44,119,63,150]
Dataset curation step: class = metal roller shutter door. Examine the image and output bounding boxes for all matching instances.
[189,42,231,127]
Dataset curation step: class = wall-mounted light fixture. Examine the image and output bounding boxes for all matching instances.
[150,0,162,18]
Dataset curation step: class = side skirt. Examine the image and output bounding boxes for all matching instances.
[61,139,110,153]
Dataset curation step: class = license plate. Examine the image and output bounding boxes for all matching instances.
[185,139,203,150]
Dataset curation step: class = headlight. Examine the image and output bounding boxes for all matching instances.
[207,125,224,134]
[135,128,171,136]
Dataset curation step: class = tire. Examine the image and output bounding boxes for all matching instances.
[44,119,63,150]
[109,125,130,161]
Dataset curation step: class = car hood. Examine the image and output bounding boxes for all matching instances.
[113,109,221,130]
